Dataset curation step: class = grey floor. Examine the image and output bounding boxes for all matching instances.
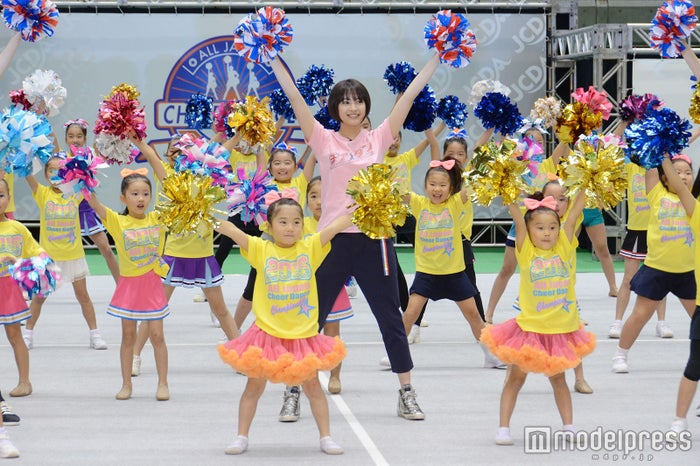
[1,271,697,465]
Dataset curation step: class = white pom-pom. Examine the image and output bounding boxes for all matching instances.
[21,69,66,117]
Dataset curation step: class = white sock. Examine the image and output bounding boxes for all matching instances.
[615,346,629,358]
[563,424,576,433]
[614,319,622,325]
[90,329,101,337]
[23,329,33,336]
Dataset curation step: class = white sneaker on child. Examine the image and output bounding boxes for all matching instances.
[90,333,108,350]
[611,355,629,373]
[379,356,391,368]
[481,343,507,369]
[407,325,421,344]
[0,432,19,458]
[495,427,513,445]
[224,435,248,455]
[666,418,689,445]
[608,320,622,339]
[193,293,208,303]
[655,321,674,338]
[320,436,344,455]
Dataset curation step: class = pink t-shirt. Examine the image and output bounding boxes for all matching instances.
[308,119,394,232]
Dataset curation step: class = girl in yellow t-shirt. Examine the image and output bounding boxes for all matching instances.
[22,156,108,355]
[401,157,501,369]
[481,188,595,445]
[87,171,170,402]
[612,155,697,374]
[215,198,349,456]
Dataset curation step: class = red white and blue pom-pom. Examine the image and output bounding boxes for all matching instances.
[9,88,32,110]
[94,132,135,165]
[0,106,53,177]
[619,93,664,122]
[474,92,524,136]
[404,85,437,132]
[624,107,692,168]
[51,146,107,199]
[314,105,340,131]
[269,88,295,123]
[173,134,232,188]
[22,69,66,117]
[10,253,60,299]
[424,9,477,68]
[227,168,278,225]
[94,90,147,140]
[383,62,417,95]
[571,86,613,120]
[437,95,467,129]
[2,0,59,42]
[650,1,697,57]
[213,100,238,137]
[233,6,293,64]
[185,93,214,131]
[297,64,334,106]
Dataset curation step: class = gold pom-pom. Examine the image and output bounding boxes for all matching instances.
[464,139,530,206]
[555,102,603,145]
[559,135,628,210]
[346,164,409,239]
[689,88,700,124]
[155,172,227,236]
[109,83,140,100]
[227,95,275,147]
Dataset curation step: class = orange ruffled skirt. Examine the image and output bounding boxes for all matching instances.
[218,323,347,386]
[481,318,596,377]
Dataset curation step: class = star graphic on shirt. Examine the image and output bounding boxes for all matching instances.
[297,297,314,318]
[562,300,574,313]
[684,231,694,247]
[443,242,454,256]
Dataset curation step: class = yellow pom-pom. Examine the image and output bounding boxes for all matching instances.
[346,164,409,239]
[155,172,227,236]
[465,139,530,206]
[689,88,700,124]
[227,95,275,147]
[559,135,627,210]
[555,102,603,145]
[109,83,140,100]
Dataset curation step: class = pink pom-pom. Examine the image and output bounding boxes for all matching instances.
[650,1,697,58]
[571,86,613,120]
[52,146,107,199]
[424,10,477,68]
[213,100,238,136]
[8,88,32,110]
[10,253,60,299]
[94,91,147,140]
[233,6,293,64]
[226,168,278,225]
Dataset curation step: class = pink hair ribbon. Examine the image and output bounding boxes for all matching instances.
[120,167,149,178]
[63,119,89,129]
[429,159,456,170]
[523,195,557,211]
[671,154,692,165]
[263,187,298,206]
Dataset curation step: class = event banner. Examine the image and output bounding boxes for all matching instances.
[0,12,545,220]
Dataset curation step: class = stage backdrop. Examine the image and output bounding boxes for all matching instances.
[0,11,546,221]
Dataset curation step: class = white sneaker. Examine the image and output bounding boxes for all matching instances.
[495,427,513,445]
[224,435,248,455]
[656,322,674,338]
[0,433,19,458]
[407,325,421,344]
[90,333,108,350]
[379,356,391,368]
[193,293,208,303]
[612,355,629,373]
[608,321,622,339]
[131,355,141,377]
[420,320,429,328]
[22,331,33,350]
[666,418,689,444]
[481,343,507,369]
[210,312,221,328]
[320,436,344,455]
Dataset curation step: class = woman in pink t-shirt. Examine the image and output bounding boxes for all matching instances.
[270,53,440,421]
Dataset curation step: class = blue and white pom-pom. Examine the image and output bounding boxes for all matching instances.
[185,94,214,130]
[404,85,437,132]
[474,92,524,136]
[314,105,340,131]
[51,146,107,199]
[624,107,692,168]
[226,168,278,225]
[650,1,697,58]
[233,6,293,64]
[269,88,296,122]
[297,64,335,106]
[437,95,467,129]
[383,62,417,95]
[173,134,232,189]
[0,106,53,177]
[2,0,59,42]
[424,9,477,68]
[10,253,60,299]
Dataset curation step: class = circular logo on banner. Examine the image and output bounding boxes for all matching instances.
[153,35,302,146]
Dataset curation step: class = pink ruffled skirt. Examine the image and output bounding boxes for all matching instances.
[218,323,346,385]
[481,318,596,376]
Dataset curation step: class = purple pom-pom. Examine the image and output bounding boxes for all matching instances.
[404,85,437,132]
[10,253,60,299]
[437,95,468,129]
[383,62,417,95]
[314,105,340,131]
[424,10,477,68]
[624,107,692,168]
[618,93,664,123]
[650,1,697,58]
[2,0,59,42]
[185,93,214,130]
[474,92,524,136]
[233,6,293,64]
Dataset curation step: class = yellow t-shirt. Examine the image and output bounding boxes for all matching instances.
[383,149,419,194]
[539,157,559,181]
[516,232,579,334]
[33,185,84,261]
[410,193,465,275]
[459,198,474,240]
[690,204,700,304]
[273,175,308,211]
[0,219,44,277]
[241,234,330,339]
[625,163,650,231]
[104,208,167,277]
[230,149,260,180]
[645,183,694,273]
[303,216,318,239]
[6,173,15,213]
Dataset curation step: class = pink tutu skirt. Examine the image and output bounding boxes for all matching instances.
[0,276,30,325]
[107,271,169,321]
[481,318,596,376]
[218,323,347,386]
